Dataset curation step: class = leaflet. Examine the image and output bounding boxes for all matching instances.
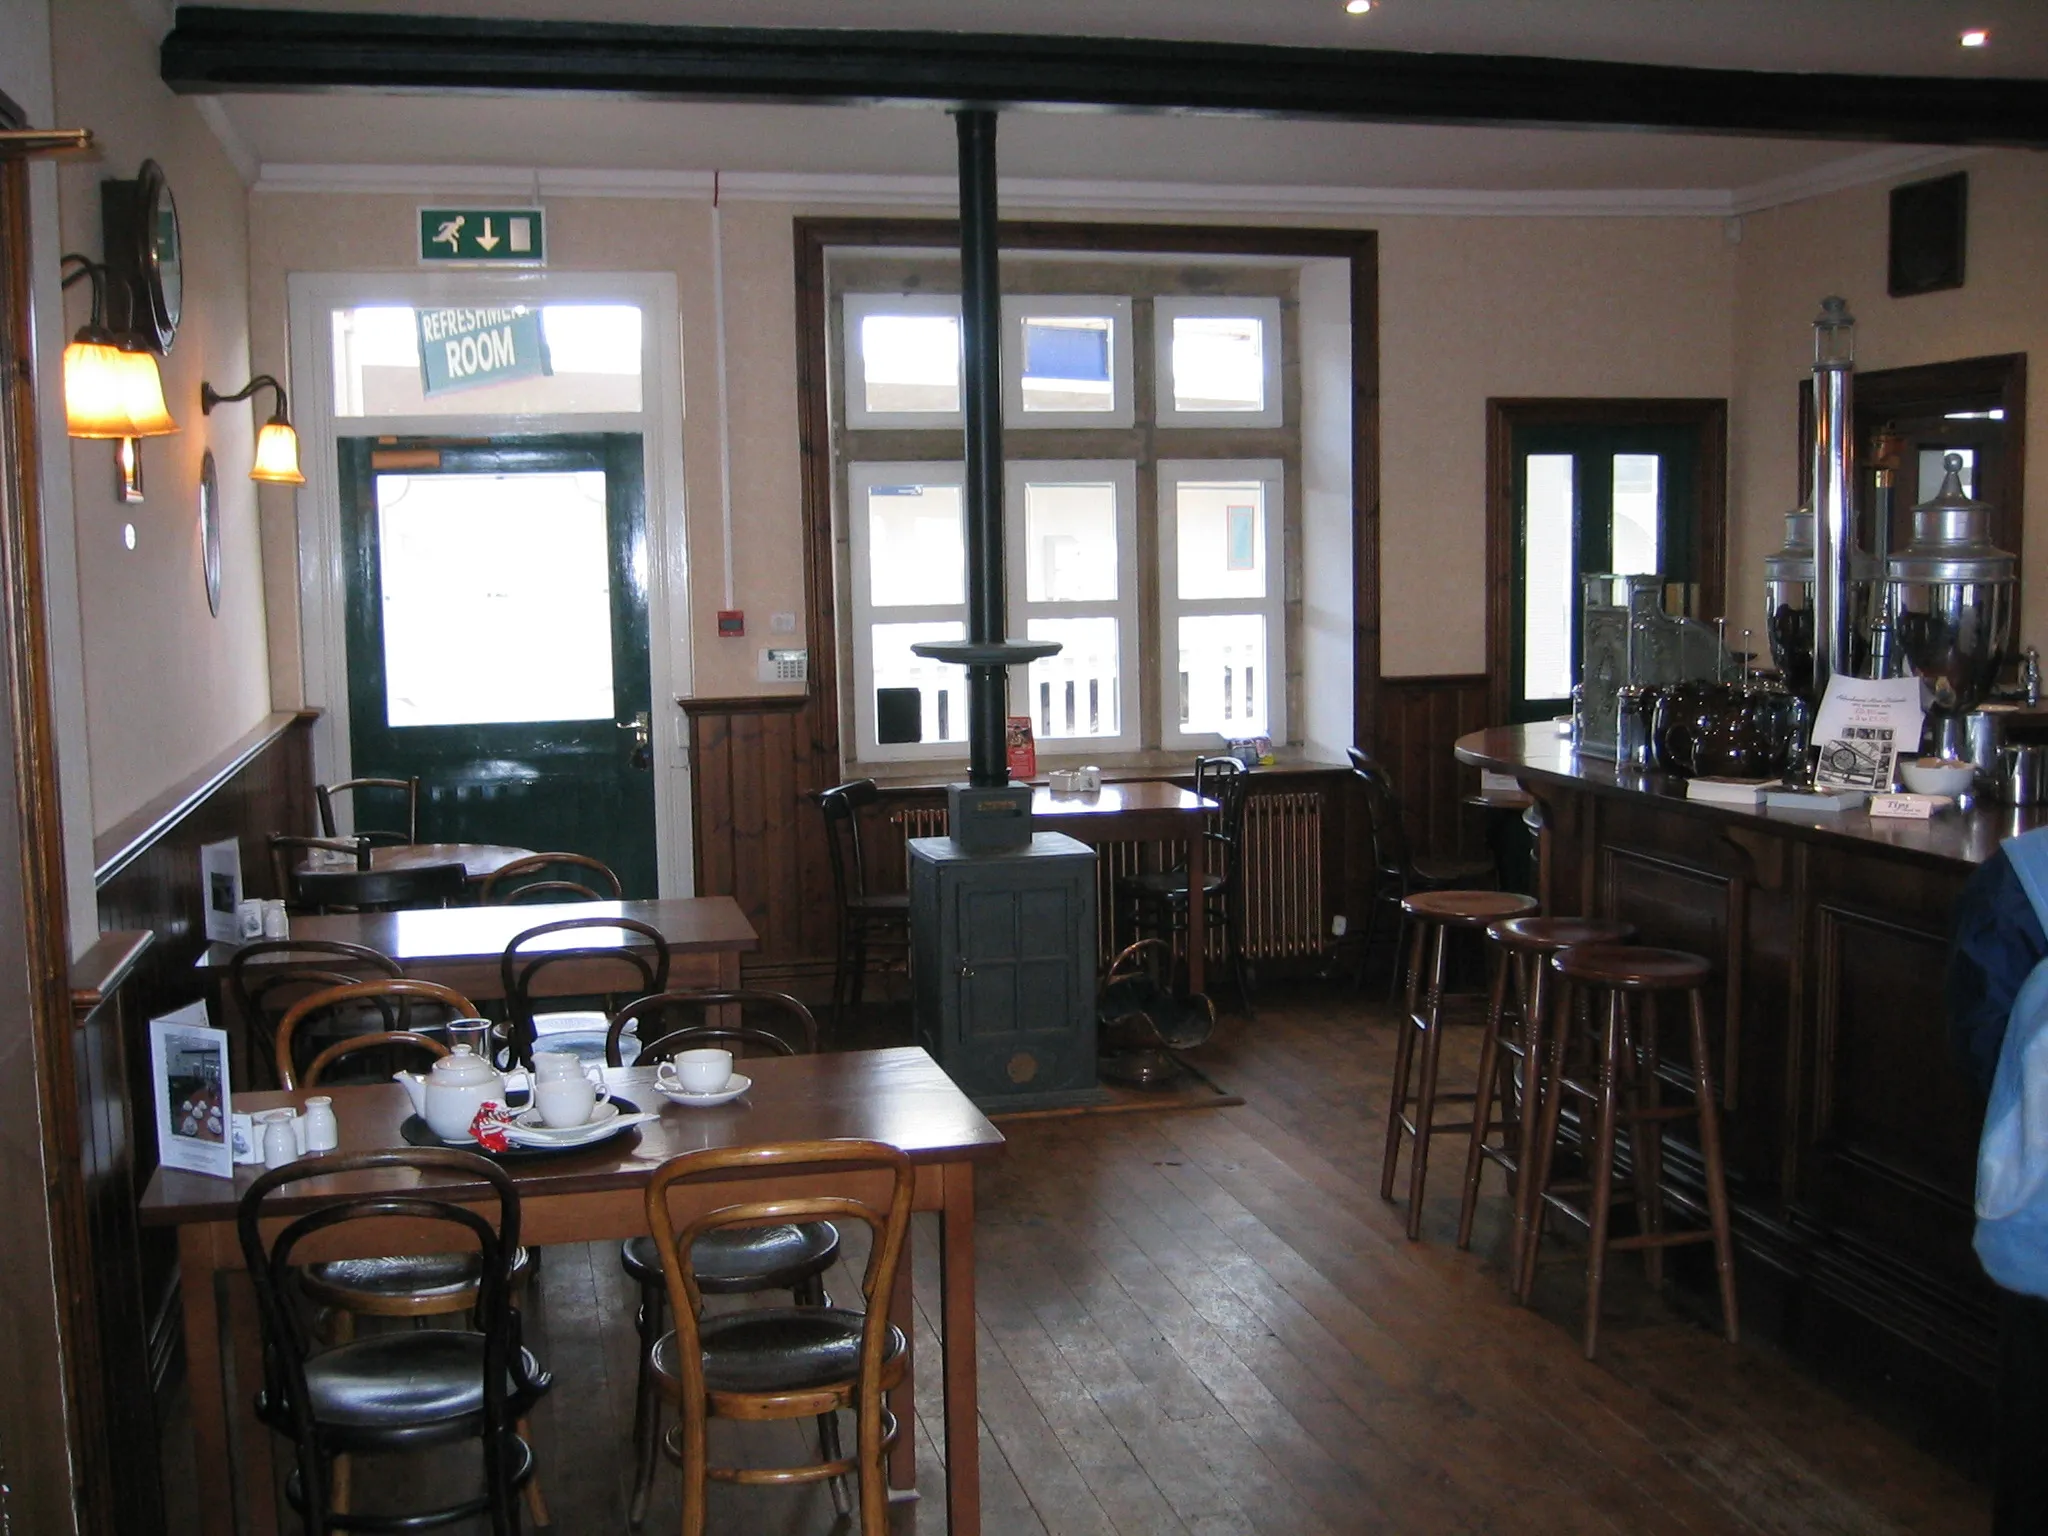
[1810,676,1926,791]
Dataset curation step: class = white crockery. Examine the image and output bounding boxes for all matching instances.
[653,1072,752,1108]
[533,1069,611,1129]
[394,1045,510,1144]
[531,1051,588,1081]
[1899,757,1977,797]
[661,1048,733,1095]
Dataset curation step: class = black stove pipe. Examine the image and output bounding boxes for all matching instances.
[956,107,1008,787]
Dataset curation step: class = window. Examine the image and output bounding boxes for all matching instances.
[1009,461,1140,749]
[1002,296,1133,428]
[1154,296,1283,427]
[846,462,970,758]
[1159,460,1286,746]
[843,294,962,428]
[330,303,643,417]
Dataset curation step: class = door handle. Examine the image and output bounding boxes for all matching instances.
[618,710,652,769]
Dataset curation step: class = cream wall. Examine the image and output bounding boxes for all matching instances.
[249,193,1742,701]
[53,0,270,832]
[1727,150,2048,653]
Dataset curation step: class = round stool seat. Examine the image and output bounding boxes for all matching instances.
[1487,915,1635,953]
[1400,889,1538,927]
[1551,943,1710,990]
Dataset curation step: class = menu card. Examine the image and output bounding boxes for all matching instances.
[1811,676,1926,792]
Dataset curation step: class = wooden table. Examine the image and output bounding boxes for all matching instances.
[1031,781,1218,995]
[139,1046,1003,1536]
[295,841,535,884]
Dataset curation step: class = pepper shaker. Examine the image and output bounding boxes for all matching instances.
[301,1095,339,1153]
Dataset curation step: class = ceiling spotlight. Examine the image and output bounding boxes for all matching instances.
[1345,0,1373,13]
[1960,28,1990,47]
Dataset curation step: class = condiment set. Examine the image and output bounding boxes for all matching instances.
[235,1096,339,1168]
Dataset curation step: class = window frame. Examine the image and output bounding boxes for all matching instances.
[842,292,964,431]
[1001,295,1135,430]
[845,459,971,761]
[1153,295,1285,428]
[1004,458,1142,755]
[1157,457,1289,749]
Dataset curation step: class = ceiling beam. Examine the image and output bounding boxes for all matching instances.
[160,7,2048,148]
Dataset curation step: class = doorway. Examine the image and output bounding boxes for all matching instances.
[1486,399,1728,724]
[338,435,657,895]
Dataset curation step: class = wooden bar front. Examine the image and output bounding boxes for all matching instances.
[1457,724,2009,1456]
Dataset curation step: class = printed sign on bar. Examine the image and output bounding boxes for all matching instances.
[416,306,552,397]
[418,207,545,265]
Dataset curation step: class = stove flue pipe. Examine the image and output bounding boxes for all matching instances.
[1810,296,1858,691]
[957,108,1008,787]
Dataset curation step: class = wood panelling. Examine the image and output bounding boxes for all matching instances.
[1374,674,1491,859]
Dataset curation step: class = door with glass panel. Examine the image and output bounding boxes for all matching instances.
[1510,424,1700,723]
[338,434,657,894]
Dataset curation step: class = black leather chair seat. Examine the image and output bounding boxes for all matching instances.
[652,1307,905,1395]
[621,1220,839,1295]
[1412,852,1497,886]
[847,892,910,917]
[304,1243,529,1305]
[286,1332,545,1447]
[1120,868,1226,901]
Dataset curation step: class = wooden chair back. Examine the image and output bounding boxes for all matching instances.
[1193,755,1252,890]
[479,852,623,906]
[816,779,885,903]
[1346,746,1417,886]
[315,776,419,846]
[267,833,370,898]
[228,938,405,1088]
[291,860,468,916]
[499,916,672,1068]
[604,988,820,1067]
[273,978,478,1091]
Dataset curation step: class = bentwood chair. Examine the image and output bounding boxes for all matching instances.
[605,991,840,1526]
[1346,746,1498,998]
[1119,755,1256,1012]
[227,938,405,1089]
[642,1140,914,1536]
[498,916,671,1068]
[315,776,420,847]
[479,852,623,905]
[271,977,478,1092]
[237,1148,549,1535]
[815,780,910,1028]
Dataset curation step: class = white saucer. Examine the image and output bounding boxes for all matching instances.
[653,1073,751,1107]
[508,1100,622,1145]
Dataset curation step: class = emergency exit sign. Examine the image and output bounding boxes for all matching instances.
[418,207,545,265]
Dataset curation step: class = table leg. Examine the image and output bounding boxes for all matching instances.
[1185,829,1208,999]
[180,1231,236,1536]
[887,1220,917,1490]
[941,1165,981,1536]
[226,1269,281,1536]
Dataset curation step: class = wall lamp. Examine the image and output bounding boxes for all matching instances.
[199,375,305,485]
[59,254,177,503]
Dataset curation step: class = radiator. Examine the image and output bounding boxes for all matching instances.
[893,790,1325,965]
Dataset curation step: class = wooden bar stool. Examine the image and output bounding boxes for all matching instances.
[1456,915,1636,1275]
[1381,888,1538,1241]
[1518,943,1740,1358]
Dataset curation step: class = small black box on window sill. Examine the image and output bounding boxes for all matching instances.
[876,687,922,744]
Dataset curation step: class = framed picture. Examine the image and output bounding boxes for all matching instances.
[199,836,242,943]
[1888,171,1967,298]
[150,1003,234,1179]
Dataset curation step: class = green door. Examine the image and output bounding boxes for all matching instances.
[1509,423,1702,724]
[338,434,658,895]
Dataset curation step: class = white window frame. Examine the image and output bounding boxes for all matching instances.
[1002,295,1134,430]
[1157,458,1288,750]
[1004,459,1141,755]
[846,460,970,761]
[1153,295,1284,428]
[843,293,963,430]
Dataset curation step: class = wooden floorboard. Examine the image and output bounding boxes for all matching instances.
[159,985,1988,1533]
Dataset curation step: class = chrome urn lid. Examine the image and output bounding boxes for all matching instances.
[1764,505,1879,585]
[1887,455,2015,588]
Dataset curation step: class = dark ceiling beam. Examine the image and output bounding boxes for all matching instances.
[160,6,2048,148]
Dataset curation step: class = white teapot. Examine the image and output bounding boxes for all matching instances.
[395,1045,508,1144]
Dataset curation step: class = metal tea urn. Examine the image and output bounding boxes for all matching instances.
[1888,452,2016,753]
[1764,504,1880,704]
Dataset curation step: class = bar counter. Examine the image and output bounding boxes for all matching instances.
[1456,723,1999,1456]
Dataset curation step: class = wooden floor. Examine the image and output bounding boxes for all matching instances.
[162,985,1990,1534]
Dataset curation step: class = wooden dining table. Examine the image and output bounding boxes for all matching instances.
[295,840,536,884]
[139,1046,1004,1536]
[1031,780,1219,995]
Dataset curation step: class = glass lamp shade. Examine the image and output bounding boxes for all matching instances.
[64,338,177,438]
[249,420,305,485]
[116,349,177,438]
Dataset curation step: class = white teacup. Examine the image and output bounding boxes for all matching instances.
[658,1048,733,1096]
[533,1068,610,1128]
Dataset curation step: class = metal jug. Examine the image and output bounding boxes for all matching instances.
[1998,744,2046,807]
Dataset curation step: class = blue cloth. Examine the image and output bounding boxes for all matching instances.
[1975,827,2048,1299]
[1950,847,2047,1098]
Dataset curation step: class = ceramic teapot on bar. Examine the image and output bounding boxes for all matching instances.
[395,1045,508,1143]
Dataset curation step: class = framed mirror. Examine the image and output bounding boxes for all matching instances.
[101,159,182,353]
[199,450,221,616]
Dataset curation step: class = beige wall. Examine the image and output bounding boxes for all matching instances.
[53,0,270,832]
[1727,149,2048,652]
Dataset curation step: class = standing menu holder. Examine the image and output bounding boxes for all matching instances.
[150,1002,234,1179]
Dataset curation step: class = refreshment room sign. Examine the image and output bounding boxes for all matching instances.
[415,306,552,396]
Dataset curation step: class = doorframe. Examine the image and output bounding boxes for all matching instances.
[1484,397,1727,725]
[286,269,695,893]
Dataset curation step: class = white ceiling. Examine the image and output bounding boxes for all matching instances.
[187,0,2043,200]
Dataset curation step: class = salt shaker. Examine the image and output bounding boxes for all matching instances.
[260,1110,299,1170]
[262,899,289,939]
[301,1096,339,1153]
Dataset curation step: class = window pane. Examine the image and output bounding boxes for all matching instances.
[378,470,615,726]
[1020,315,1113,413]
[860,313,960,414]
[1177,614,1267,738]
[1024,478,1118,602]
[1027,617,1120,739]
[867,482,964,608]
[331,304,642,417]
[1611,453,1661,575]
[1522,454,1575,704]
[1171,315,1265,413]
[872,621,967,744]
[1175,479,1267,600]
